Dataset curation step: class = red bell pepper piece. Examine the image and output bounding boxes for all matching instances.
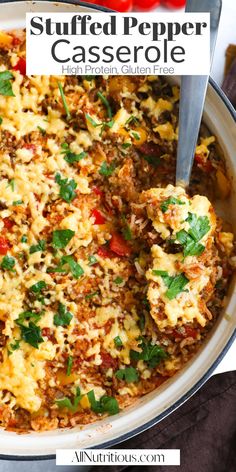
[13,57,26,75]
[0,237,11,255]
[91,209,106,225]
[109,232,131,257]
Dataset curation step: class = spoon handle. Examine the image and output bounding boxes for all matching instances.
[176,0,222,187]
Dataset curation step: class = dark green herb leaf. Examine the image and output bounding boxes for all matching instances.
[85,291,98,300]
[16,310,42,324]
[114,336,123,348]
[52,229,75,249]
[55,173,77,203]
[61,144,87,165]
[1,255,15,271]
[0,117,2,124]
[66,355,73,376]
[9,339,20,355]
[18,322,44,349]
[88,255,97,266]
[37,126,46,135]
[30,281,46,294]
[114,276,123,285]
[160,197,185,213]
[115,367,139,383]
[56,387,82,412]
[58,81,71,119]
[131,131,140,140]
[8,179,15,191]
[186,213,210,241]
[99,161,115,177]
[97,91,113,119]
[87,390,119,415]
[0,70,15,97]
[61,255,84,279]
[21,235,27,243]
[125,115,139,126]
[12,200,23,206]
[143,155,160,167]
[122,142,132,149]
[165,274,189,300]
[130,337,168,368]
[29,240,46,254]
[53,303,73,327]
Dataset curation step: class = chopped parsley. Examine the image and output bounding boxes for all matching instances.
[114,276,123,285]
[53,303,73,327]
[61,143,87,165]
[21,235,27,243]
[0,70,15,97]
[143,155,160,167]
[85,291,98,300]
[85,113,114,135]
[99,161,115,177]
[87,390,119,415]
[176,213,210,257]
[55,173,77,203]
[0,255,15,271]
[17,322,44,349]
[16,310,43,324]
[122,142,132,149]
[52,229,75,249]
[7,179,15,191]
[47,255,84,278]
[29,239,46,254]
[12,200,23,206]
[30,281,46,294]
[56,387,82,413]
[125,115,139,126]
[88,255,97,266]
[115,367,139,383]
[97,91,113,119]
[114,336,123,348]
[131,131,140,141]
[121,215,132,241]
[37,126,46,135]
[8,339,20,355]
[152,270,189,300]
[130,337,168,368]
[160,197,185,213]
[66,355,73,376]
[0,117,2,124]
[58,81,71,119]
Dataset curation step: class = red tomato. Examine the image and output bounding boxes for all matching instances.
[195,154,213,173]
[161,0,186,8]
[134,0,160,10]
[92,186,104,198]
[97,246,115,258]
[101,0,133,12]
[91,209,106,225]
[13,57,26,75]
[12,36,21,47]
[3,218,14,230]
[100,352,118,370]
[109,232,131,257]
[0,237,11,255]
[173,325,197,339]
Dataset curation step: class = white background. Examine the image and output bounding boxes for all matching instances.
[0,0,235,470]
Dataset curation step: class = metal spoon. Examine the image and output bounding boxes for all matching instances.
[176,0,222,188]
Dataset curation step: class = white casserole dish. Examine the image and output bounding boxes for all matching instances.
[0,0,235,459]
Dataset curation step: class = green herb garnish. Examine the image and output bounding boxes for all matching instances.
[52,229,75,249]
[55,173,77,203]
[97,91,113,119]
[131,131,140,141]
[0,117,2,124]
[21,235,27,243]
[114,276,123,285]
[58,81,71,119]
[114,336,123,348]
[160,197,185,213]
[122,142,132,149]
[176,213,210,257]
[66,355,73,376]
[88,255,97,266]
[53,303,73,327]
[122,215,132,241]
[56,387,82,413]
[7,179,15,191]
[87,390,119,415]
[115,367,139,383]
[152,270,189,300]
[61,143,87,165]
[12,200,23,206]
[8,339,20,355]
[130,337,168,368]
[143,155,160,167]
[99,161,115,177]
[37,126,46,135]
[0,255,15,271]
[30,281,46,294]
[85,291,98,300]
[17,322,44,349]
[29,240,46,254]
[0,71,15,97]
